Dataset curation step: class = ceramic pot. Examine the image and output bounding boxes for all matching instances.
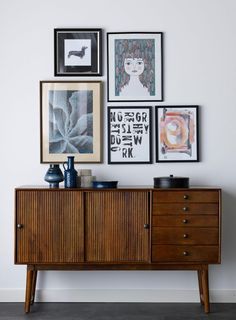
[44,164,64,188]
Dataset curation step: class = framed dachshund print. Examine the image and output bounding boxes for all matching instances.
[107,32,163,102]
[156,106,199,162]
[40,81,102,163]
[54,29,102,76]
[108,106,152,164]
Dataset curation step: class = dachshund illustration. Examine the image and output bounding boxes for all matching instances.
[68,46,88,59]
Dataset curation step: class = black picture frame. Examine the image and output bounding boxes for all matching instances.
[108,106,152,164]
[54,28,102,76]
[155,105,199,162]
[107,32,163,102]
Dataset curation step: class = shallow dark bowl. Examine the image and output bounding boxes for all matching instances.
[92,181,118,189]
[154,176,189,188]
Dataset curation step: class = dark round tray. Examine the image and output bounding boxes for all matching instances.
[154,175,189,188]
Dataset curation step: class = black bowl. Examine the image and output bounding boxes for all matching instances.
[92,181,118,189]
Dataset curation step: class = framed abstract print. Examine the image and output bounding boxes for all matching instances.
[107,32,163,102]
[54,28,102,76]
[156,106,199,162]
[108,106,152,164]
[40,81,102,163]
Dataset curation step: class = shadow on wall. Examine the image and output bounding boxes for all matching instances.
[221,190,236,264]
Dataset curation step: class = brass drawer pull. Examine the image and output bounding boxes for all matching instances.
[183,195,189,200]
[183,234,188,238]
[182,219,188,224]
[17,224,23,229]
[183,251,189,256]
[182,207,188,211]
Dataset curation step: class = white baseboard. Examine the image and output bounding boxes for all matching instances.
[0,289,236,303]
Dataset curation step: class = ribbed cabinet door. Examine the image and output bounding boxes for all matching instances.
[86,191,150,262]
[16,190,84,264]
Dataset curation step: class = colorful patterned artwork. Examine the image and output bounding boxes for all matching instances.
[114,39,155,97]
[107,33,163,102]
[156,106,199,162]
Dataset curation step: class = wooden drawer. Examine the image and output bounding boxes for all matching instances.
[153,203,219,215]
[152,245,219,262]
[153,190,219,203]
[152,227,219,245]
[152,215,218,227]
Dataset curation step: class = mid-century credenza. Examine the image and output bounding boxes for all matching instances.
[15,186,221,313]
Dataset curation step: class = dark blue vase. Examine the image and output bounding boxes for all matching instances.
[63,156,77,188]
[44,164,64,188]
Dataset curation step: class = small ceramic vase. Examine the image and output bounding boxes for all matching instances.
[44,164,64,188]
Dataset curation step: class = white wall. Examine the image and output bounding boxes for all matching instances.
[1,0,236,302]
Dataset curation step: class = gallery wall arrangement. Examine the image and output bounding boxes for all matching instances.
[40,28,199,165]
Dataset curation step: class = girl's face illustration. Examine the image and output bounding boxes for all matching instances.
[124,58,144,76]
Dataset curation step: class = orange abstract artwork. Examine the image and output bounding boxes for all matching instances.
[156,106,198,162]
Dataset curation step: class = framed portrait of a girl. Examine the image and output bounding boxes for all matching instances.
[107,32,163,102]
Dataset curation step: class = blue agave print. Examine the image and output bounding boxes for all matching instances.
[49,90,93,154]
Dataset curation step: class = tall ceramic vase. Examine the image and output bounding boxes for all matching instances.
[63,156,77,188]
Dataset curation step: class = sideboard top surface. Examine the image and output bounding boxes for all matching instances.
[15,185,221,191]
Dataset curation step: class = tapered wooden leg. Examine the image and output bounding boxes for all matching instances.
[30,270,38,305]
[201,268,210,313]
[197,270,204,305]
[25,267,34,313]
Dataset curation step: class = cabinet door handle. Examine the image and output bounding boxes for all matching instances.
[144,224,150,229]
[183,195,189,200]
[183,234,188,238]
[17,224,23,229]
[182,219,188,224]
[182,207,188,211]
[183,251,189,256]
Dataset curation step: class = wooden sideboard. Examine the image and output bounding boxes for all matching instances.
[14,187,221,313]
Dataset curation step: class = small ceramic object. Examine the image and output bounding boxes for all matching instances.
[63,156,77,188]
[92,181,118,189]
[80,175,95,188]
[80,169,92,176]
[44,164,64,188]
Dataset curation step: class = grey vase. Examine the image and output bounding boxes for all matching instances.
[44,164,64,188]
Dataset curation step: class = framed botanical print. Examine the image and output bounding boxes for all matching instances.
[107,32,163,102]
[108,106,152,164]
[156,106,199,162]
[54,28,102,76]
[40,81,102,163]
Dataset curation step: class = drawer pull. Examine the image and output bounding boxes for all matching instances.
[183,195,189,200]
[144,223,150,229]
[183,251,189,256]
[17,224,23,229]
[182,219,188,224]
[182,207,188,211]
[183,234,188,238]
